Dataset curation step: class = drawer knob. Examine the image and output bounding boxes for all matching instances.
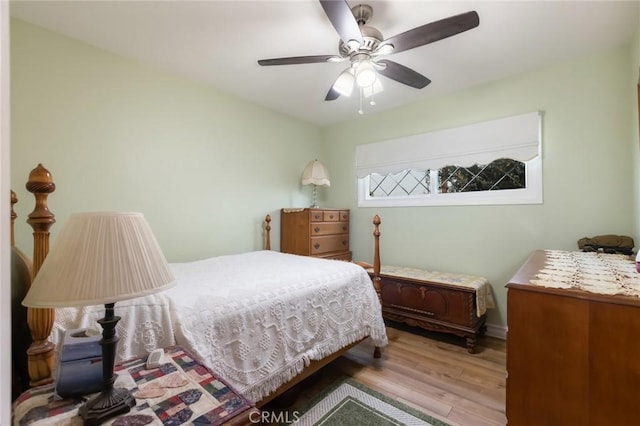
[342,225,347,231]
[329,214,334,219]
[314,227,320,233]
[342,240,347,246]
[314,243,320,249]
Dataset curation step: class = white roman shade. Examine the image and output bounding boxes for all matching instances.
[355,111,541,178]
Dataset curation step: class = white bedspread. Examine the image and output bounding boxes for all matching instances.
[51,251,388,402]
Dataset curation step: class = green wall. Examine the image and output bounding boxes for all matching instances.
[10,19,324,262]
[324,45,635,328]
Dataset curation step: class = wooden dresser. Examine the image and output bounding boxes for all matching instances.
[506,250,640,425]
[280,208,351,261]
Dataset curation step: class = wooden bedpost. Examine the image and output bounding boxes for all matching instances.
[11,190,17,247]
[372,214,382,359]
[372,214,382,299]
[265,214,271,250]
[25,164,56,386]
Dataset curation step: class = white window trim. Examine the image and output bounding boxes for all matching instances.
[356,112,543,207]
[357,156,542,207]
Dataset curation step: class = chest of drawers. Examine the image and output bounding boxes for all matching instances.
[506,250,640,425]
[280,208,351,261]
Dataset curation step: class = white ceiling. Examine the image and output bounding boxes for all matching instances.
[9,0,640,126]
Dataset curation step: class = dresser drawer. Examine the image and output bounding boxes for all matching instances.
[317,251,353,261]
[310,235,349,255]
[323,211,342,221]
[310,210,324,222]
[310,222,349,236]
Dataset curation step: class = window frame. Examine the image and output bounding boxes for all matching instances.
[357,156,542,207]
[356,112,543,208]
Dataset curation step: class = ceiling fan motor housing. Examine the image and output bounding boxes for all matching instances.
[339,25,383,56]
[339,4,382,57]
[352,4,373,26]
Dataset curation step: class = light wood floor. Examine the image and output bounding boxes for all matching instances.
[265,322,507,426]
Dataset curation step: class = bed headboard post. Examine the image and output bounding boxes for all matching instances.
[372,214,382,298]
[11,189,17,247]
[265,214,271,250]
[25,163,56,386]
[26,164,56,275]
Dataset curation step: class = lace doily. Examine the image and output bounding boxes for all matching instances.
[530,250,640,297]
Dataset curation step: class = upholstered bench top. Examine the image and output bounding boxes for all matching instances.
[367,265,495,317]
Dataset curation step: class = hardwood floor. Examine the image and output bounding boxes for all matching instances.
[265,322,507,426]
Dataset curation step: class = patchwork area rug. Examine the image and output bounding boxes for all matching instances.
[294,378,451,426]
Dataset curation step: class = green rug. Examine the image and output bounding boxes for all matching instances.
[294,378,451,426]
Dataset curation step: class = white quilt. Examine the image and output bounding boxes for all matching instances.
[51,250,388,402]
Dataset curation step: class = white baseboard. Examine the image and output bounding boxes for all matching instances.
[485,323,506,340]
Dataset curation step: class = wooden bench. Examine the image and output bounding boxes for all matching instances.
[365,265,494,353]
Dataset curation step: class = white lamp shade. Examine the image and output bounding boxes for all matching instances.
[363,78,384,98]
[355,60,377,88]
[301,160,331,187]
[333,69,354,97]
[23,212,176,308]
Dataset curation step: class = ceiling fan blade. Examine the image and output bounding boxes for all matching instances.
[384,11,479,55]
[325,87,340,101]
[376,59,431,89]
[258,55,341,66]
[319,0,364,45]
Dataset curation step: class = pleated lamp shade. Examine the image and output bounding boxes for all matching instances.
[23,212,175,308]
[301,160,331,187]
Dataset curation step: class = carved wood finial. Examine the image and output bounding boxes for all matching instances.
[372,215,382,302]
[265,214,272,251]
[26,163,56,277]
[25,163,56,386]
[11,190,17,247]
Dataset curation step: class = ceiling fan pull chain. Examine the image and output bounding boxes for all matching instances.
[358,87,364,115]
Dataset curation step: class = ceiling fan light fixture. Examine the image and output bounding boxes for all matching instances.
[363,78,383,98]
[258,2,480,112]
[333,69,355,97]
[355,60,377,88]
[376,43,394,55]
[346,39,361,51]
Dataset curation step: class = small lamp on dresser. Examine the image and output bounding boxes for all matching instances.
[22,211,176,426]
[302,159,330,208]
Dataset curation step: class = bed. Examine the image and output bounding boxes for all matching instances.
[11,164,388,406]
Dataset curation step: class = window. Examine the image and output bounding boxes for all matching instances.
[356,112,542,207]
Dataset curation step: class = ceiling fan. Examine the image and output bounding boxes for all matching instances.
[257,1,480,105]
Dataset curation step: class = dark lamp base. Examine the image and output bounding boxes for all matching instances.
[80,302,136,425]
[79,386,136,425]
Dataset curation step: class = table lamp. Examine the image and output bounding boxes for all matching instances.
[22,212,176,425]
[301,159,330,208]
